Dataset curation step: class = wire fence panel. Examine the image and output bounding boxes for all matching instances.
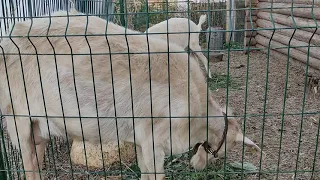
[0,0,115,41]
[0,0,320,180]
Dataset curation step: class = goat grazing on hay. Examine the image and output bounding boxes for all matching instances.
[0,11,260,180]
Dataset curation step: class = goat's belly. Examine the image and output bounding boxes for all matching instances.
[40,117,133,143]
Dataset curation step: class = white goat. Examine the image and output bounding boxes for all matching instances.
[0,11,259,180]
[145,15,212,78]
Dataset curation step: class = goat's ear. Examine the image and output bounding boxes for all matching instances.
[235,132,261,152]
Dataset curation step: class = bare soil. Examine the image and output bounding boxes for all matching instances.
[209,51,320,180]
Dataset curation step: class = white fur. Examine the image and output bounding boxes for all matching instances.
[145,15,212,78]
[0,11,256,180]
[191,143,215,170]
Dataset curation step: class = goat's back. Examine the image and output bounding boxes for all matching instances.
[0,14,208,142]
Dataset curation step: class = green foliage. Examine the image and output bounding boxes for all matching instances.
[116,152,258,179]
[223,41,243,50]
[208,73,241,91]
[131,0,149,31]
[132,1,179,32]
[229,162,258,172]
[162,153,258,179]
[113,0,180,32]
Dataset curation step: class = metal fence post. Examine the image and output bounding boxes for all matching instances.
[119,0,125,26]
[106,0,115,21]
[74,0,115,22]
[27,0,33,18]
[206,26,224,62]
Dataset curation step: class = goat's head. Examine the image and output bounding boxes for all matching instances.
[191,98,261,170]
[215,106,260,157]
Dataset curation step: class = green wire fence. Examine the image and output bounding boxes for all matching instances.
[0,0,319,179]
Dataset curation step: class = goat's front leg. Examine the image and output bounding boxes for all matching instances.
[140,143,165,180]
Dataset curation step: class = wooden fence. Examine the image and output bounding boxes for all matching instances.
[244,0,320,70]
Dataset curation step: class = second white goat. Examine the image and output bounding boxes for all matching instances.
[145,15,212,78]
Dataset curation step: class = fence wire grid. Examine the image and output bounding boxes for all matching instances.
[0,0,320,180]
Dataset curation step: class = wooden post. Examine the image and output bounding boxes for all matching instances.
[257,11,320,35]
[243,0,258,53]
[256,34,320,70]
[258,30,320,59]
[257,2,320,20]
[258,0,320,6]
[226,0,236,42]
[256,19,320,45]
[256,0,320,69]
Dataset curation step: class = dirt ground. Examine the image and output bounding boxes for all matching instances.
[209,51,320,180]
[2,51,320,180]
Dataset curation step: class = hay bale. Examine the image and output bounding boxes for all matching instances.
[70,140,135,168]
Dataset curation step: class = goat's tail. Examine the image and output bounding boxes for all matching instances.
[197,14,207,30]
